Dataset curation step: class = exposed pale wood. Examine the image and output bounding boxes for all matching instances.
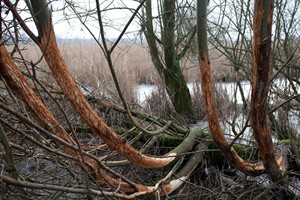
[35,19,175,168]
[197,0,265,176]
[0,43,150,193]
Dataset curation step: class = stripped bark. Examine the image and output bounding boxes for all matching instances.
[0,47,206,194]
[1,0,206,196]
[0,42,150,193]
[198,54,265,175]
[197,0,264,176]
[197,0,285,180]
[251,0,283,181]
[6,0,176,169]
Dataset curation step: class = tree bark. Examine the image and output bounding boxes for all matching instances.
[144,0,195,118]
[162,0,195,118]
[24,0,175,169]
[251,0,283,182]
[197,0,265,176]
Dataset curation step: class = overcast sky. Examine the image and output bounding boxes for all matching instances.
[9,0,146,40]
[50,0,147,40]
[12,0,226,41]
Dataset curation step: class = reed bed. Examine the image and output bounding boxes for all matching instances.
[10,40,233,120]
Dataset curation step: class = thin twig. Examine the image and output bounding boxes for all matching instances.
[269,47,297,82]
[268,93,300,114]
[95,0,172,136]
[3,0,38,43]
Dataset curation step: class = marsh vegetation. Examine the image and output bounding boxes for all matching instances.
[1,0,300,199]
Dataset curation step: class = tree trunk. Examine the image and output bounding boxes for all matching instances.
[197,0,265,176]
[26,0,176,169]
[162,0,195,118]
[144,0,195,118]
[197,0,284,181]
[251,0,283,182]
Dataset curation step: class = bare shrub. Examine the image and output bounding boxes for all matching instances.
[182,46,234,83]
[143,84,174,118]
[213,84,234,119]
[191,79,233,121]
[181,55,199,83]
[191,85,205,121]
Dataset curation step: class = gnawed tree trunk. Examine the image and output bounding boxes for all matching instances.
[251,0,283,182]
[197,0,264,176]
[0,42,148,193]
[25,0,175,169]
[1,0,208,196]
[197,0,284,181]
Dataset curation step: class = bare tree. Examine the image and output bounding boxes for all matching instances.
[142,0,196,118]
[0,0,299,199]
[0,0,206,198]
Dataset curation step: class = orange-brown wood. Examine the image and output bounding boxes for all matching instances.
[251,0,282,182]
[0,43,150,193]
[36,19,175,169]
[0,42,204,195]
[199,53,265,175]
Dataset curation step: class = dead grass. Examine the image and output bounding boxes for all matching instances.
[10,41,234,119]
[3,42,300,200]
[143,84,174,118]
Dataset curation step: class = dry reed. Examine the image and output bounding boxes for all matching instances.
[10,40,234,118]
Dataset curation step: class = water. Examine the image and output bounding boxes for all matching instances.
[137,79,300,105]
[136,81,251,105]
[136,84,158,104]
[136,80,300,135]
[81,80,300,135]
